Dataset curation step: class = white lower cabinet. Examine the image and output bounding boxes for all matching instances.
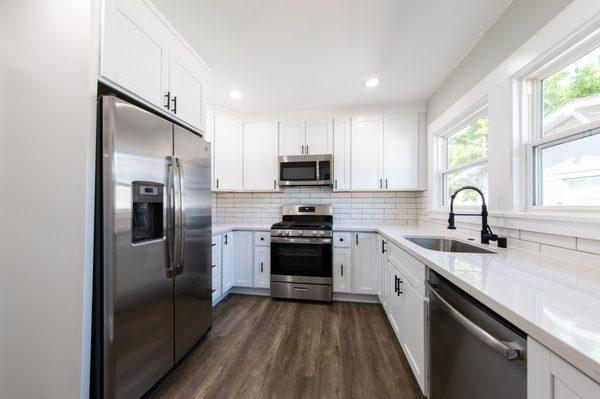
[380,235,427,396]
[402,281,426,392]
[221,232,234,292]
[253,246,270,288]
[211,250,222,300]
[352,233,378,294]
[529,338,600,399]
[333,247,352,293]
[232,231,253,287]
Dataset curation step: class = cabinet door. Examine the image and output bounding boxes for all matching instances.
[253,246,270,288]
[243,123,278,191]
[402,282,426,393]
[352,233,378,294]
[377,236,388,304]
[387,262,404,340]
[211,251,222,299]
[528,339,600,399]
[333,247,352,293]
[351,115,383,190]
[205,109,215,190]
[279,120,306,156]
[333,117,351,191]
[233,231,253,287]
[214,117,243,190]
[169,44,206,130]
[101,0,170,109]
[383,114,419,190]
[221,233,233,292]
[305,119,333,154]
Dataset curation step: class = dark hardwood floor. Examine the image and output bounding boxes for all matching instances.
[150,295,424,399]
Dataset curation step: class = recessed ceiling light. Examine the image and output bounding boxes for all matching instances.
[365,78,380,88]
[230,90,242,100]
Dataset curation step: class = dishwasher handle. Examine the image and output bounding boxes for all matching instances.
[427,283,522,361]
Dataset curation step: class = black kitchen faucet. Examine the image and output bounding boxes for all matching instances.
[447,185,507,248]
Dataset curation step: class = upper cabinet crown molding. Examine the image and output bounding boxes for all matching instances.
[100,0,210,132]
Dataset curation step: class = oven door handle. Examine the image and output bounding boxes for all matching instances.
[427,283,522,360]
[270,237,332,245]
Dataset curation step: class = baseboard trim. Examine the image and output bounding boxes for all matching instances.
[214,287,381,305]
[333,293,380,303]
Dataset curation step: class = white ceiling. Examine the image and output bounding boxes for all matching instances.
[152,0,512,113]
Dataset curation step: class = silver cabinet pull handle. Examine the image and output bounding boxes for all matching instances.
[260,261,264,273]
[341,264,344,276]
[301,145,305,154]
[306,145,309,154]
[385,178,388,189]
[427,283,522,360]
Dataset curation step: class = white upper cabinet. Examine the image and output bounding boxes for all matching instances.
[214,117,243,191]
[101,0,170,109]
[305,119,333,154]
[168,43,206,130]
[279,118,333,156]
[333,116,351,191]
[243,122,278,191]
[383,114,419,190]
[101,0,209,131]
[279,120,305,156]
[351,115,384,190]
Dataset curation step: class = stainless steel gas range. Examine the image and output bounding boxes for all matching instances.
[270,204,333,302]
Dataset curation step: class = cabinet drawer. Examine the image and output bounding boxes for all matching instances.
[333,232,352,247]
[212,234,222,253]
[254,231,270,246]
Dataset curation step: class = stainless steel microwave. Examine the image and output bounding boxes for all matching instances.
[278,154,332,186]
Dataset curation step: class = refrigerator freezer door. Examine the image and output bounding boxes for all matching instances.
[102,96,175,399]
[173,125,212,362]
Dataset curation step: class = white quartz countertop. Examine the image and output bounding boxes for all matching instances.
[213,223,600,382]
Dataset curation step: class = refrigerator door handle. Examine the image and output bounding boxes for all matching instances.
[176,158,186,275]
[166,156,177,278]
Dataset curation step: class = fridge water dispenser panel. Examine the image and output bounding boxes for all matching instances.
[131,181,164,243]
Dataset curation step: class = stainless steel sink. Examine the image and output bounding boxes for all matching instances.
[404,236,496,254]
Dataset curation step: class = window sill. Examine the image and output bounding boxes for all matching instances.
[424,209,600,240]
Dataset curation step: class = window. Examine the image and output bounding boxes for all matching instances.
[528,42,600,207]
[440,113,489,206]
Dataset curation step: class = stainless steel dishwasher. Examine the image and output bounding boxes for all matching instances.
[427,270,526,399]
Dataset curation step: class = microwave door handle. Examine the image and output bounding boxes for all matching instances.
[427,283,522,360]
[166,156,176,278]
[177,158,185,275]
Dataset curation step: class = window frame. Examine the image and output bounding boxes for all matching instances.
[522,32,600,211]
[437,106,489,207]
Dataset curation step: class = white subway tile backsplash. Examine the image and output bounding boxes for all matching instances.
[520,231,576,250]
[577,238,600,255]
[213,187,420,225]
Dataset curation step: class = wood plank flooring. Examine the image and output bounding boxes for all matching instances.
[150,295,424,399]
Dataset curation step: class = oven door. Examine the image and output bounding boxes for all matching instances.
[270,237,332,284]
[278,155,332,186]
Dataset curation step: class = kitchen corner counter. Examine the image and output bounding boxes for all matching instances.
[213,222,600,383]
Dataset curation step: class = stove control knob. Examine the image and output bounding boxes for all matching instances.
[298,231,304,236]
[318,231,325,237]
[311,231,318,236]
[283,231,290,236]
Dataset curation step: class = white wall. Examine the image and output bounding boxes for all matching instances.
[427,0,574,123]
[0,1,97,398]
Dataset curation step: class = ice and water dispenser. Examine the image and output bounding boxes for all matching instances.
[131,181,164,243]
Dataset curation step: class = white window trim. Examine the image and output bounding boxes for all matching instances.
[436,104,489,209]
[519,23,600,211]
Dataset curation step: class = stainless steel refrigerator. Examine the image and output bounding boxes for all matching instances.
[92,95,212,399]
